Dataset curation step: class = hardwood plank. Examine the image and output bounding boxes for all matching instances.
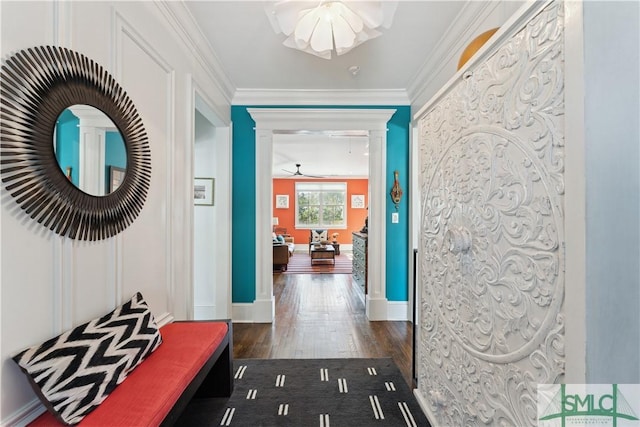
[233,273,415,386]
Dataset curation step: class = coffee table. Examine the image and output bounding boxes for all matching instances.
[310,245,335,265]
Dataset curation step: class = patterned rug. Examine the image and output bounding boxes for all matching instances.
[177,358,430,427]
[280,252,353,274]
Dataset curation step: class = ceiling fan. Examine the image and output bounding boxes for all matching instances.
[282,163,324,178]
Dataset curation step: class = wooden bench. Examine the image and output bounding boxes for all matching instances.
[28,320,234,426]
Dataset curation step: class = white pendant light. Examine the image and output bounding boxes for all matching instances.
[266,1,398,59]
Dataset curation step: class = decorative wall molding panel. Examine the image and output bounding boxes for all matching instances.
[416,2,565,426]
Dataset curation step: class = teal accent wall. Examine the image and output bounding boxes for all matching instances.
[55,109,80,186]
[105,131,126,190]
[231,106,257,302]
[385,106,410,301]
[231,105,411,304]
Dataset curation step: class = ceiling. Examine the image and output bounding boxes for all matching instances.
[183,1,470,177]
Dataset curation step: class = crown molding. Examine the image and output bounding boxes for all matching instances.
[154,1,235,104]
[413,1,548,121]
[406,0,502,108]
[233,88,409,106]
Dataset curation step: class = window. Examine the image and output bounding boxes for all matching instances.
[295,182,346,228]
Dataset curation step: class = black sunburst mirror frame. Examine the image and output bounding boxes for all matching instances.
[0,46,151,240]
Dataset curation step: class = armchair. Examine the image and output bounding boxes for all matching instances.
[308,229,328,253]
[273,244,290,272]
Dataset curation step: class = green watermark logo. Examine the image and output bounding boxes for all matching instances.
[538,384,640,427]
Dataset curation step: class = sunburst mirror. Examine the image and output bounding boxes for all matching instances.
[0,46,151,240]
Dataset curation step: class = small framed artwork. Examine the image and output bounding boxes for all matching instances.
[275,194,289,209]
[109,166,126,193]
[351,194,365,209]
[194,177,215,206]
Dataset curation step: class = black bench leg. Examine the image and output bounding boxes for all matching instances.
[195,342,234,398]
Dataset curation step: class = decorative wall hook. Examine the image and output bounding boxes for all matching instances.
[390,170,403,211]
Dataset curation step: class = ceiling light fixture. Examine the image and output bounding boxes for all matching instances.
[266,1,398,60]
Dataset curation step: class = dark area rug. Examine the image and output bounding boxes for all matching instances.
[177,358,430,427]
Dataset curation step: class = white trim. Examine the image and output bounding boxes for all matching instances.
[155,312,174,328]
[413,1,551,121]
[154,1,234,103]
[2,399,45,427]
[233,89,409,106]
[191,82,233,321]
[366,296,388,321]
[232,303,257,323]
[387,301,410,321]
[366,128,388,320]
[253,298,276,323]
[293,182,348,229]
[563,0,586,384]
[248,108,396,131]
[249,108,396,322]
[231,300,275,323]
[255,128,276,322]
[407,1,500,108]
[413,389,438,427]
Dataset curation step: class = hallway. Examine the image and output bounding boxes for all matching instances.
[232,273,415,386]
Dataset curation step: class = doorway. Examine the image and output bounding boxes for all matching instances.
[249,108,396,322]
[192,94,232,320]
[271,131,370,273]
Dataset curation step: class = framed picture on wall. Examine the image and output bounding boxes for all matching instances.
[109,166,125,193]
[351,194,365,209]
[194,177,214,206]
[275,194,289,209]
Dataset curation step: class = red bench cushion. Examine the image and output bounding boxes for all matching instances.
[15,293,162,425]
[29,321,228,427]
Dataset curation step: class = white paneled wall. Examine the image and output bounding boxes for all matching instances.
[0,2,231,424]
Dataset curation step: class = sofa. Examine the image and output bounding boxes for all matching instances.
[273,233,295,271]
[273,232,295,255]
[273,243,290,271]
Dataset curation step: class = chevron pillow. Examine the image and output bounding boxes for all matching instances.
[13,292,162,425]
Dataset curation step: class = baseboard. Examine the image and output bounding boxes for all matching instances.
[231,303,255,323]
[387,301,410,321]
[414,388,439,427]
[253,298,275,323]
[155,311,174,327]
[366,296,388,320]
[2,397,45,427]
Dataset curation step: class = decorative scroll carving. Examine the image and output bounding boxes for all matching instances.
[417,3,565,426]
[0,46,151,240]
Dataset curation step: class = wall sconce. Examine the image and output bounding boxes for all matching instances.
[390,170,403,211]
[272,217,279,231]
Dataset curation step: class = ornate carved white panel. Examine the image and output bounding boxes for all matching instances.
[417,3,565,426]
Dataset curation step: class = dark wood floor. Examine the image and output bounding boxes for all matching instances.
[233,273,415,386]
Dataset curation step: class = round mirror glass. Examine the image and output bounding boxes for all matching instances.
[54,105,127,196]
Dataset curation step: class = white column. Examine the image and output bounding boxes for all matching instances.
[254,128,275,322]
[366,129,388,320]
[78,126,106,196]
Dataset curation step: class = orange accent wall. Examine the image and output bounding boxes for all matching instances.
[272,178,368,246]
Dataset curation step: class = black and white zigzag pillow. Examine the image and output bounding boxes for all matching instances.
[13,292,162,425]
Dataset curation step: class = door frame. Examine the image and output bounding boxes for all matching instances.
[248,108,396,321]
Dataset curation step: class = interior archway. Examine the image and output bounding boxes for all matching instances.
[248,108,396,322]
